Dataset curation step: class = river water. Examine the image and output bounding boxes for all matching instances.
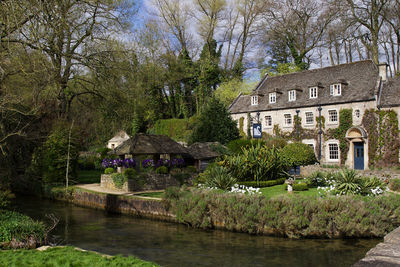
[11,196,379,267]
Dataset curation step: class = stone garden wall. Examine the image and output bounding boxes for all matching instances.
[301,165,400,180]
[101,173,182,192]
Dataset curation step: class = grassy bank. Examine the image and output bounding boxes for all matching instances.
[0,246,158,267]
[0,210,46,249]
[164,187,400,238]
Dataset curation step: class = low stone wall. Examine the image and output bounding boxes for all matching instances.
[301,165,400,180]
[100,173,181,192]
[66,189,176,222]
[354,226,400,266]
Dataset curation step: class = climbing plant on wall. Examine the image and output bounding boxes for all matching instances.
[362,109,400,167]
[326,109,353,163]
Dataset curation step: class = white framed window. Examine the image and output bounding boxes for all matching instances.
[265,115,272,127]
[330,84,342,96]
[284,114,292,126]
[354,109,361,119]
[288,90,296,101]
[269,93,276,104]
[309,87,318,99]
[305,112,314,125]
[328,109,338,123]
[251,95,258,106]
[328,143,339,161]
[302,139,316,153]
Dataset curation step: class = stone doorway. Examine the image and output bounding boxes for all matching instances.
[345,126,368,170]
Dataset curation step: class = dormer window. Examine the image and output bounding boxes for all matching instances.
[309,87,318,99]
[330,84,341,96]
[251,95,258,106]
[269,93,276,104]
[288,90,296,102]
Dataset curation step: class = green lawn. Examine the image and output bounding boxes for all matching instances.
[0,246,158,267]
[76,169,103,184]
[259,184,319,199]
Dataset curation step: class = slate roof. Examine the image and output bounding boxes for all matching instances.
[229,60,380,114]
[188,142,223,160]
[112,134,190,156]
[380,76,400,108]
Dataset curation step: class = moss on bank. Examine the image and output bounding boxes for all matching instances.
[0,246,158,267]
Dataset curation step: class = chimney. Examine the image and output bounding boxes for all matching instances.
[378,63,388,81]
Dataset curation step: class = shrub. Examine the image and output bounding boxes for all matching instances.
[0,210,45,245]
[226,139,254,154]
[389,179,400,192]
[185,166,197,173]
[201,165,237,191]
[306,171,328,188]
[238,178,286,188]
[293,183,308,191]
[189,98,240,145]
[104,168,114,174]
[221,143,287,182]
[123,168,137,179]
[281,142,317,167]
[111,173,127,189]
[163,188,400,238]
[333,169,362,195]
[155,166,169,174]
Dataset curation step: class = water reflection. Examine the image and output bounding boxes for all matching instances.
[11,196,379,267]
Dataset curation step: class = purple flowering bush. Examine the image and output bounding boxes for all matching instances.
[141,159,154,168]
[101,158,136,169]
[141,158,185,170]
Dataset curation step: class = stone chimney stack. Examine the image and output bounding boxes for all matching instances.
[378,63,388,81]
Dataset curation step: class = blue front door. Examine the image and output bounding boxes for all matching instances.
[354,142,364,170]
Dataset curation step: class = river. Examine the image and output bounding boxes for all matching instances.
[11,196,379,267]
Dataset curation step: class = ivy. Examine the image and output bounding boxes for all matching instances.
[239,117,246,137]
[362,109,400,167]
[326,109,352,163]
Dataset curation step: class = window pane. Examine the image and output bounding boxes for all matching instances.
[329,143,339,160]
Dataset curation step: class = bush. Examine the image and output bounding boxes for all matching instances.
[104,168,114,174]
[293,183,308,191]
[238,178,286,188]
[281,142,317,167]
[226,139,254,154]
[163,188,400,238]
[155,166,169,174]
[185,166,197,173]
[306,171,328,188]
[0,210,45,246]
[123,168,137,179]
[111,173,127,189]
[200,165,237,191]
[221,143,287,182]
[389,179,400,192]
[189,98,240,145]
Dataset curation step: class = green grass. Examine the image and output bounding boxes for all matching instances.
[0,246,158,267]
[259,184,319,199]
[135,191,164,198]
[75,170,103,184]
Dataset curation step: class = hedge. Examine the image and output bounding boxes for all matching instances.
[238,178,286,188]
[163,188,400,238]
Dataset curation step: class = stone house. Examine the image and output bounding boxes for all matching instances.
[107,130,130,149]
[229,60,400,170]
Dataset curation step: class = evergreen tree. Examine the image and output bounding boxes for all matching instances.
[189,98,239,145]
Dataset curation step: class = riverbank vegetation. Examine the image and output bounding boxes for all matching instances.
[163,186,400,238]
[0,246,158,267]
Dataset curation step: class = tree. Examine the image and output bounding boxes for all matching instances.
[189,98,239,144]
[214,78,254,106]
[6,0,135,118]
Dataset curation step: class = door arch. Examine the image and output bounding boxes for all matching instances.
[345,127,368,170]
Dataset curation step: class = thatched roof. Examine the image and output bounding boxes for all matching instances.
[188,142,223,160]
[112,134,189,156]
[229,60,379,114]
